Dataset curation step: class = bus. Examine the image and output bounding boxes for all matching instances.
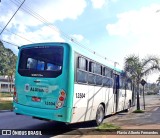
[13,42,133,126]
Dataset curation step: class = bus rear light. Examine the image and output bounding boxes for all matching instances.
[14,87,16,93]
[14,92,16,96]
[56,102,62,107]
[60,91,66,96]
[13,87,18,103]
[56,89,66,109]
[59,96,64,101]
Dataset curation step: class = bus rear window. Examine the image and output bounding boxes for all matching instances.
[18,46,63,78]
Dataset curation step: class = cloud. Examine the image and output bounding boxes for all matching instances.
[2,26,64,46]
[106,5,160,37]
[0,0,87,49]
[3,0,87,28]
[90,0,106,9]
[90,0,117,9]
[37,0,87,22]
[106,4,160,57]
[70,34,84,41]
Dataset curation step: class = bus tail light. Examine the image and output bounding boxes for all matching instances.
[59,96,64,101]
[56,90,66,109]
[13,87,18,103]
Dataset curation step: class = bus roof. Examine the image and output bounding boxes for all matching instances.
[68,42,123,73]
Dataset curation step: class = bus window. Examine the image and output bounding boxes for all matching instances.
[104,67,112,78]
[96,75,102,85]
[37,61,45,70]
[89,62,96,73]
[27,58,37,69]
[88,73,96,85]
[103,77,113,87]
[77,70,88,83]
[78,57,87,71]
[95,64,102,85]
[47,63,62,71]
[27,58,45,71]
[88,61,96,85]
[95,64,102,75]
[18,46,63,78]
[77,57,88,83]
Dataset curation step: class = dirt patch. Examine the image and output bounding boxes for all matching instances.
[0,97,13,101]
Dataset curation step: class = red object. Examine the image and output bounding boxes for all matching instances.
[60,91,65,96]
[59,96,64,101]
[14,92,16,96]
[32,97,41,102]
[14,87,16,93]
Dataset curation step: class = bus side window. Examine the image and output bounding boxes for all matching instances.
[103,77,113,88]
[77,57,88,83]
[102,67,113,87]
[88,61,96,85]
[95,64,102,85]
[95,64,102,75]
[78,57,88,71]
[104,67,112,78]
[89,62,95,73]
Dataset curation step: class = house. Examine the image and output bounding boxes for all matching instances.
[0,76,14,92]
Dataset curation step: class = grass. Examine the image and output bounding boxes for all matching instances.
[98,123,120,130]
[0,92,13,97]
[133,110,144,113]
[0,92,13,110]
[0,101,13,110]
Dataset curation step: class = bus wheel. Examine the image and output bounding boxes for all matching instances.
[96,104,104,126]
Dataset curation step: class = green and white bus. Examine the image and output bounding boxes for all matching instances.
[13,42,133,125]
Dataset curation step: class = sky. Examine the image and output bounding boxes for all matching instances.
[1,0,160,82]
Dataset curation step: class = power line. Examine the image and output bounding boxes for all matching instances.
[0,26,34,43]
[0,0,26,36]
[1,39,20,48]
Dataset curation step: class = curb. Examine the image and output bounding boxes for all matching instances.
[0,109,13,113]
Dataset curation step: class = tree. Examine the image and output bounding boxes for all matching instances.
[0,41,17,93]
[156,75,160,85]
[124,54,160,110]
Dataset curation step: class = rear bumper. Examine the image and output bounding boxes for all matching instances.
[13,102,72,123]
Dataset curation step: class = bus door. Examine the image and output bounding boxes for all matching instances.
[113,74,120,113]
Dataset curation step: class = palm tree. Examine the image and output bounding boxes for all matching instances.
[156,75,160,85]
[124,55,160,110]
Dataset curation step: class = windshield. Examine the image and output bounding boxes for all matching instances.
[18,46,63,78]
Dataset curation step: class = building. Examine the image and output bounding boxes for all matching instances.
[0,76,14,92]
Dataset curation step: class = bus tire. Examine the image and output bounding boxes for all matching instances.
[96,104,105,126]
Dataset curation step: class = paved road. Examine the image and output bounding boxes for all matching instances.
[0,95,159,137]
[0,110,97,137]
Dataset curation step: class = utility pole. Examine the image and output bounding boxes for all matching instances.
[0,0,26,36]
